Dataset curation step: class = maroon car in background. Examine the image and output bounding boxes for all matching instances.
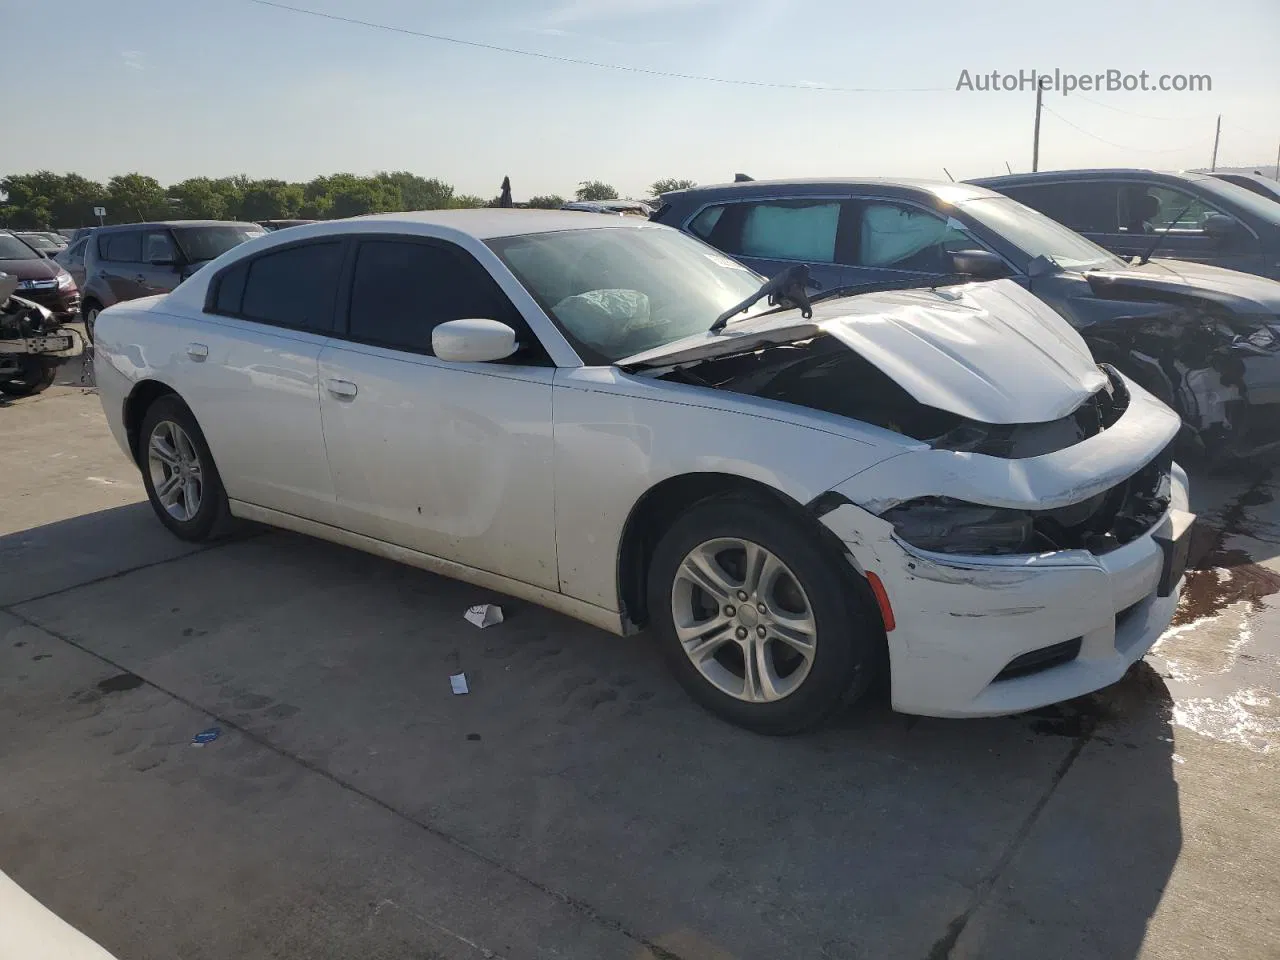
[0,230,81,321]
[80,220,265,341]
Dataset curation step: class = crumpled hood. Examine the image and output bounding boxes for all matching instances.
[1086,258,1280,313]
[620,279,1106,424]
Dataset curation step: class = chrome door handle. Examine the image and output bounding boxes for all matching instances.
[326,378,358,399]
[186,342,208,361]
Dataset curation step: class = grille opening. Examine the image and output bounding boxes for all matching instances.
[993,637,1083,682]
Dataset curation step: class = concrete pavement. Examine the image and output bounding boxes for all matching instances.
[1,377,1278,959]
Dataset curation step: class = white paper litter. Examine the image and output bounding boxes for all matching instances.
[464,604,504,629]
[450,673,469,695]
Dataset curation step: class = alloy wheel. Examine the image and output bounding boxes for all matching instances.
[147,420,203,522]
[670,537,817,702]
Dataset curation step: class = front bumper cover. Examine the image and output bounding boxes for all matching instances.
[819,373,1190,717]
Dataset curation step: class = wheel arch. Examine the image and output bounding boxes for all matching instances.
[616,471,863,630]
[123,379,180,467]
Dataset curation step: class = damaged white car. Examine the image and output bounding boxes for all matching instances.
[92,212,1194,733]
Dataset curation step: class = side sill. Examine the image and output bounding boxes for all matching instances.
[228,500,628,637]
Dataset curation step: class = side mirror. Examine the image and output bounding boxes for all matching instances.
[432,318,519,363]
[1203,213,1242,242]
[948,248,1011,280]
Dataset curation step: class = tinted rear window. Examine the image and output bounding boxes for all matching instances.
[238,242,343,332]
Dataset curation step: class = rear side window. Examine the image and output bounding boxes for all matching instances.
[211,241,343,332]
[740,200,840,263]
[1002,182,1120,233]
[99,231,142,262]
[346,239,525,355]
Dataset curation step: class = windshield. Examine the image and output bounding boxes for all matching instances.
[487,226,764,363]
[172,225,267,263]
[1194,176,1280,223]
[0,234,42,260]
[958,196,1125,271]
[18,234,60,252]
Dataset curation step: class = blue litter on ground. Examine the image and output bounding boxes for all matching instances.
[191,727,221,745]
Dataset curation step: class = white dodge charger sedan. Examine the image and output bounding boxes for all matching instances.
[93,210,1193,733]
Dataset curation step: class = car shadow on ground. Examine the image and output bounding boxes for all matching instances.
[2,500,1184,960]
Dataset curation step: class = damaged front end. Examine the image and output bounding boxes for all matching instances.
[1078,270,1280,459]
[1,273,84,397]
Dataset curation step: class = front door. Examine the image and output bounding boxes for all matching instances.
[1091,181,1262,270]
[841,198,980,285]
[139,228,185,295]
[318,236,558,589]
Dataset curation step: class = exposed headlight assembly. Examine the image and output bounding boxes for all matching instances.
[56,270,75,288]
[880,497,1033,555]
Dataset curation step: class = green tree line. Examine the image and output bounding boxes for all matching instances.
[0,172,696,229]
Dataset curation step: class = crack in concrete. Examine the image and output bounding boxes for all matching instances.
[3,598,687,960]
[925,718,1095,959]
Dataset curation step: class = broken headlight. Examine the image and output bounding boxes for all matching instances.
[880,497,1033,555]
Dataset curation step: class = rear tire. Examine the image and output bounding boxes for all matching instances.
[0,358,57,396]
[138,395,233,542]
[647,496,879,734]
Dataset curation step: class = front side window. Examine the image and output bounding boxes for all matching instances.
[854,202,971,272]
[1192,176,1280,226]
[1120,184,1225,233]
[143,230,176,263]
[221,241,343,331]
[488,226,763,364]
[739,200,840,263]
[99,231,142,262]
[346,239,523,355]
[65,238,87,264]
[0,233,42,260]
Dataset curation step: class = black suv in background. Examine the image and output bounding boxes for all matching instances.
[81,220,265,341]
[654,177,1280,458]
[969,169,1280,280]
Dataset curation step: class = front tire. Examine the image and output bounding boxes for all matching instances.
[139,395,232,541]
[647,496,879,734]
[82,302,101,345]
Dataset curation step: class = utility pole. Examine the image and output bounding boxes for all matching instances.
[1032,84,1043,172]
[1210,114,1221,171]
[1274,140,1279,180]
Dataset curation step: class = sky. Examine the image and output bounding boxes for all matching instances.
[8,0,1280,199]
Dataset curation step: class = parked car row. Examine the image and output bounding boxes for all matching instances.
[94,207,1195,732]
[652,171,1280,460]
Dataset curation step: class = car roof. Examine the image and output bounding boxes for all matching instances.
[95,220,263,233]
[661,177,1003,203]
[289,209,650,240]
[969,168,1213,188]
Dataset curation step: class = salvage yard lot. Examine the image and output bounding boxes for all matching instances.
[3,369,1279,960]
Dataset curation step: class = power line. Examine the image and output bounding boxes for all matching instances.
[245,0,950,93]
[1068,93,1205,123]
[1040,104,1202,154]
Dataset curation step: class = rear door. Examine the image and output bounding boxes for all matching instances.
[685,197,855,291]
[182,238,343,523]
[317,235,558,588]
[95,229,148,304]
